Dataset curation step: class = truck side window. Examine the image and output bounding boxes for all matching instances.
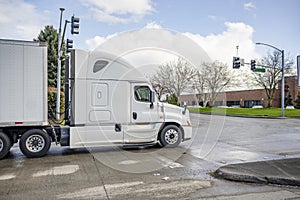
[134,86,151,102]
[93,60,109,73]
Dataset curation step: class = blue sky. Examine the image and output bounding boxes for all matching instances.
[0,0,299,66]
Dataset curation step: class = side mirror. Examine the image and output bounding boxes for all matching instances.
[182,102,187,114]
[160,95,167,102]
[150,91,155,109]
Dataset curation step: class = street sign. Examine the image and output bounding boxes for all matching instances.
[254,68,266,73]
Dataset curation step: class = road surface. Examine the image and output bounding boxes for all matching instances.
[0,113,299,199]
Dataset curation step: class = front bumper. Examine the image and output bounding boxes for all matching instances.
[182,125,192,141]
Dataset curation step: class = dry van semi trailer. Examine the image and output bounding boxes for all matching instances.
[0,39,192,159]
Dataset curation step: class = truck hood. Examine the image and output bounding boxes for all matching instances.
[162,103,190,125]
[163,103,183,113]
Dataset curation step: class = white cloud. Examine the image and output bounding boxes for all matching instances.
[0,0,48,40]
[86,22,260,67]
[244,2,256,10]
[86,36,106,50]
[82,0,154,24]
[184,22,262,90]
[85,22,162,50]
[184,22,259,65]
[85,33,118,50]
[144,21,162,29]
[84,25,261,89]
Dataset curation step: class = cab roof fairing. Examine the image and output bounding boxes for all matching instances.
[84,50,147,82]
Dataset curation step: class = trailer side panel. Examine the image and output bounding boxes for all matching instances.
[0,39,48,127]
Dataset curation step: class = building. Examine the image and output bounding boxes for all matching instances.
[180,76,300,108]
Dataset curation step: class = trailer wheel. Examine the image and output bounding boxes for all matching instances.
[19,129,51,158]
[159,125,182,148]
[0,132,11,159]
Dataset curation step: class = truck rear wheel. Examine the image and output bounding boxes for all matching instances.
[0,132,11,159]
[159,125,182,148]
[19,129,51,158]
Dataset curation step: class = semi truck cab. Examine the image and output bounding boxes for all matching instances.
[67,49,192,148]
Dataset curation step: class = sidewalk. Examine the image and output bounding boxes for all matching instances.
[214,158,300,187]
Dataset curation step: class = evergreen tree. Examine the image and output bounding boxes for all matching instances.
[167,93,179,106]
[34,25,66,119]
[285,93,293,107]
[295,93,300,109]
[34,25,59,87]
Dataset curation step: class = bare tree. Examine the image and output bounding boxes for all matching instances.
[150,57,197,104]
[150,68,171,99]
[199,61,232,106]
[252,51,294,107]
[193,71,210,107]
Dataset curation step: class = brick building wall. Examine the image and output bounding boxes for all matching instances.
[180,76,300,108]
[279,76,300,104]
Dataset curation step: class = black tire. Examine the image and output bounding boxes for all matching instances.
[19,129,51,158]
[0,132,11,160]
[159,125,182,148]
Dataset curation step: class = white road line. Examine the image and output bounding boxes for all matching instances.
[156,155,184,168]
[58,181,144,199]
[58,180,211,199]
[0,174,16,180]
[118,160,141,165]
[32,165,80,177]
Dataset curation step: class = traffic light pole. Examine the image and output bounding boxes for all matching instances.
[256,42,285,118]
[56,8,65,120]
[61,20,70,50]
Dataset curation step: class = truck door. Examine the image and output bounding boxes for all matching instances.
[124,83,163,144]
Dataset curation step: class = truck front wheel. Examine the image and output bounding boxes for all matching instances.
[159,125,182,148]
[0,132,11,159]
[19,129,51,158]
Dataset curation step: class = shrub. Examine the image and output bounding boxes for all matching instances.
[294,93,300,109]
[48,88,65,119]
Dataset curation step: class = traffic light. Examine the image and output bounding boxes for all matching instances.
[71,15,80,34]
[233,57,240,69]
[250,60,256,71]
[66,39,73,53]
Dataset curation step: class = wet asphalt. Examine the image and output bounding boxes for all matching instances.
[0,114,299,199]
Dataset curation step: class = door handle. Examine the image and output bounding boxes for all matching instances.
[133,112,137,120]
[115,124,122,132]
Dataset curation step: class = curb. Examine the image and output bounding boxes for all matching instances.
[213,158,300,187]
[214,168,300,187]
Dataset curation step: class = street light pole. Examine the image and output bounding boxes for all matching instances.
[281,49,284,117]
[256,42,285,118]
[56,8,65,120]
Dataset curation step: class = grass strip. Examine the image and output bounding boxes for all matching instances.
[188,107,300,118]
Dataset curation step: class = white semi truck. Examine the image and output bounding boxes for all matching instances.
[0,39,192,159]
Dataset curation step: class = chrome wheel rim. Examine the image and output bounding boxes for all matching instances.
[26,135,45,152]
[165,129,179,144]
[0,138,3,152]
